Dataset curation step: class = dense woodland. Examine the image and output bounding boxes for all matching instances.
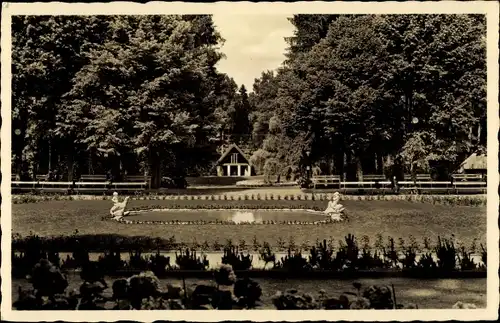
[12,14,486,187]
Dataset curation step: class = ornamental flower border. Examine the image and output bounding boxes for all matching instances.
[112,208,341,226]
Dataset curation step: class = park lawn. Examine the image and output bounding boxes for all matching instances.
[11,199,486,248]
[12,273,486,309]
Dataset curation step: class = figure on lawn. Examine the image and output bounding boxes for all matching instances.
[110,192,130,220]
[324,192,345,222]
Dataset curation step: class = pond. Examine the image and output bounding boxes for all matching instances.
[125,209,329,224]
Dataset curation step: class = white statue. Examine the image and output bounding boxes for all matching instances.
[324,192,345,222]
[110,192,130,220]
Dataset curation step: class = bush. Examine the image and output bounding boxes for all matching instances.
[435,237,457,272]
[234,277,262,309]
[362,285,394,309]
[175,249,209,270]
[221,246,253,270]
[272,289,319,309]
[275,249,310,272]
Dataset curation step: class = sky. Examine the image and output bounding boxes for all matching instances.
[212,15,294,92]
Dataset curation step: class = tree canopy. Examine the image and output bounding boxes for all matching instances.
[249,14,486,180]
[12,14,486,184]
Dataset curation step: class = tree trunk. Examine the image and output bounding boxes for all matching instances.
[375,153,384,174]
[342,151,348,181]
[355,154,363,182]
[149,152,162,189]
[48,140,52,173]
[67,153,75,182]
[477,124,481,146]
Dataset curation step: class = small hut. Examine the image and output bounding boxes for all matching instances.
[216,144,253,177]
[457,153,487,175]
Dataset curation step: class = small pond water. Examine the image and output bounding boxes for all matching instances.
[126,209,327,223]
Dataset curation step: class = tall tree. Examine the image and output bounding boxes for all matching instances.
[12,16,109,179]
[64,15,225,187]
[229,85,252,145]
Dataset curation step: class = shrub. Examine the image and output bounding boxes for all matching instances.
[276,237,286,251]
[458,246,477,271]
[480,243,487,269]
[175,249,209,270]
[384,237,399,268]
[362,285,394,309]
[148,251,171,276]
[435,237,457,272]
[221,246,253,271]
[417,252,437,271]
[272,289,318,309]
[214,264,237,286]
[128,250,149,271]
[234,278,262,309]
[126,271,163,308]
[30,259,68,297]
[98,249,125,274]
[276,249,310,272]
[308,239,335,270]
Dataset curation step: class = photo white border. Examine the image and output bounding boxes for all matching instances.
[1,1,499,321]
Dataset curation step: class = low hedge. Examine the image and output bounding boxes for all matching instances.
[12,192,487,206]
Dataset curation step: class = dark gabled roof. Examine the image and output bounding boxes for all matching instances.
[217,144,252,165]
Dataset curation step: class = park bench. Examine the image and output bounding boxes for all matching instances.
[361,175,388,189]
[452,180,487,194]
[451,174,484,182]
[312,175,341,189]
[112,175,152,192]
[11,180,38,191]
[75,174,109,193]
[35,174,49,182]
[403,174,432,182]
[363,174,387,182]
[38,181,74,193]
[80,174,108,182]
[125,175,151,184]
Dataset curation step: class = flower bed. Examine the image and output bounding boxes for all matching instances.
[12,259,484,310]
[12,233,487,280]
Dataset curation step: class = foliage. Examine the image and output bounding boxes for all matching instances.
[272,289,319,309]
[214,264,237,286]
[12,15,228,184]
[249,14,486,179]
[221,246,253,270]
[275,249,311,271]
[435,236,457,272]
[175,248,209,270]
[234,277,262,309]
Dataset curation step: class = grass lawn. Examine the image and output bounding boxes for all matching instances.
[12,199,486,249]
[12,273,486,309]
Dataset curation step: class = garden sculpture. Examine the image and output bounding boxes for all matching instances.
[324,192,345,222]
[110,192,130,220]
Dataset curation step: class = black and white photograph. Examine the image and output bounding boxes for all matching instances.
[1,1,498,321]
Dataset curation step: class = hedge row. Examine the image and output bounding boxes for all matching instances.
[12,193,487,206]
[12,233,485,254]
